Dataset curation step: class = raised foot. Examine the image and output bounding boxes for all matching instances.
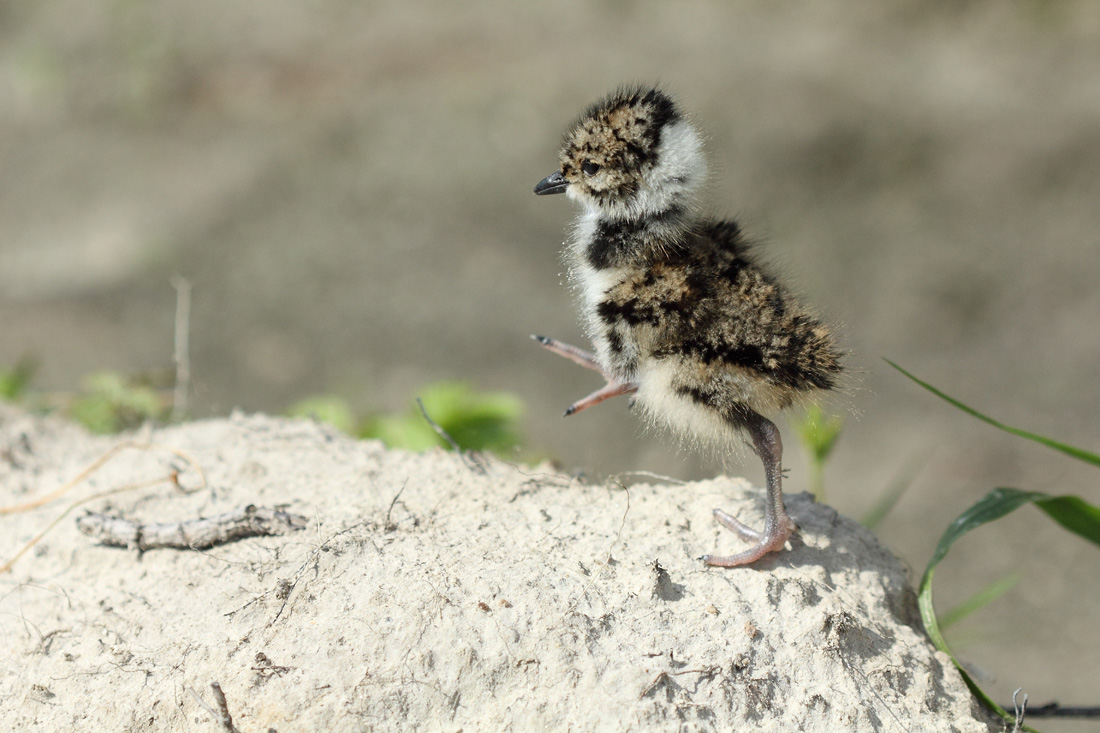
[532,334,637,416]
[700,508,796,568]
[562,380,638,416]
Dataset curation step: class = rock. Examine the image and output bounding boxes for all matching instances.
[0,406,997,731]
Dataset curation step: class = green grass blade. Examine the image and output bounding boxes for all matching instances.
[886,360,1100,468]
[918,488,1100,729]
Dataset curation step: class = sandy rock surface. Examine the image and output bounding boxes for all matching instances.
[0,406,996,731]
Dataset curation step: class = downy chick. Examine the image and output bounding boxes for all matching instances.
[532,87,843,567]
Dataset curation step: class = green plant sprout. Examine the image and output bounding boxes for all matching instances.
[792,403,843,501]
[1,361,171,434]
[889,360,1100,730]
[3,360,523,453]
[289,381,524,456]
[285,394,358,435]
[0,356,38,401]
[68,371,166,434]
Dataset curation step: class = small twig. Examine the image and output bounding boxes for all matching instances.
[34,627,71,655]
[1002,687,1100,723]
[1011,689,1027,732]
[640,671,670,699]
[640,666,721,699]
[415,397,486,474]
[385,479,409,530]
[76,505,308,551]
[170,276,192,423]
[415,397,461,453]
[189,682,240,733]
[189,687,217,719]
[1008,688,1027,733]
[251,651,291,677]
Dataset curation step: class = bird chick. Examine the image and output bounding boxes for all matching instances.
[532,87,842,567]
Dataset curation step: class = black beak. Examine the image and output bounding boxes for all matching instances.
[534,171,568,195]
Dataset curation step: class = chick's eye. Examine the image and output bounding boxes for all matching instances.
[581,161,601,176]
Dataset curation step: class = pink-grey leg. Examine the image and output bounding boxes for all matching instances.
[701,412,797,567]
[532,334,639,416]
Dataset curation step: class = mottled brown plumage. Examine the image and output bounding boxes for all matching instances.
[533,87,842,566]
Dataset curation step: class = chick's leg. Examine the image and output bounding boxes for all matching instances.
[532,334,638,416]
[703,411,796,567]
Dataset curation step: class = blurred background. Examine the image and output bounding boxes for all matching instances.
[1,1,1098,724]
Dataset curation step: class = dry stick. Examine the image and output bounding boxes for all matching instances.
[170,276,192,423]
[76,505,308,551]
[251,652,291,677]
[415,397,486,474]
[1003,686,1100,722]
[384,478,409,530]
[209,682,239,733]
[640,666,721,699]
[1010,688,1027,733]
[188,682,240,733]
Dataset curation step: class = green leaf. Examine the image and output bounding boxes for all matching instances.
[287,395,358,434]
[886,360,1100,468]
[69,370,164,434]
[1033,494,1100,545]
[0,356,38,401]
[918,488,1100,728]
[363,413,443,452]
[793,403,843,462]
[357,381,524,455]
